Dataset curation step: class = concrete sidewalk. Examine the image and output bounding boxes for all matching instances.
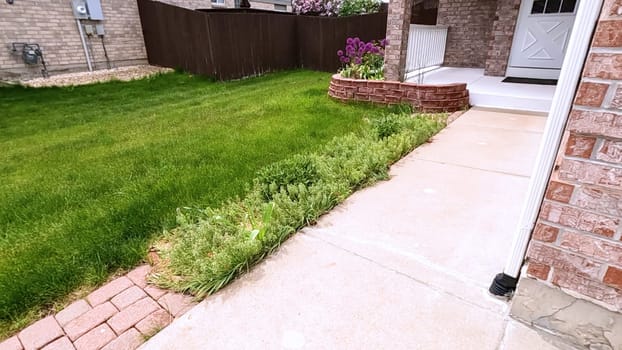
[142,108,563,349]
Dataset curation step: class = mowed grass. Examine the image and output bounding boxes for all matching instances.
[0,70,386,334]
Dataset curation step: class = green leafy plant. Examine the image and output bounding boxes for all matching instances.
[338,0,381,16]
[255,154,320,201]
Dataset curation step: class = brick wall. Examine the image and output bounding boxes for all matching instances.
[328,73,469,112]
[436,0,496,68]
[248,1,292,11]
[411,0,437,25]
[157,0,213,9]
[0,0,233,80]
[525,0,622,311]
[384,0,412,81]
[485,0,520,76]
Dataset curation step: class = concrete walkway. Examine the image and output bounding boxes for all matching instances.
[142,108,562,349]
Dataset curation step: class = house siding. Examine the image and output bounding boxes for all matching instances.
[525,0,622,312]
[485,0,520,76]
[436,0,497,68]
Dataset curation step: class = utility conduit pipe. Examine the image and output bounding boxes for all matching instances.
[489,0,605,296]
[76,19,93,72]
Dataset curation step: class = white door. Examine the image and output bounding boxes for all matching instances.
[507,0,579,79]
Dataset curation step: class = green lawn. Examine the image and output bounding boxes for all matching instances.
[0,70,388,334]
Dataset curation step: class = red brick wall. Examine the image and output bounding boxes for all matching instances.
[411,0,438,25]
[485,0,521,76]
[526,0,622,311]
[384,0,413,81]
[328,74,469,112]
[437,0,497,68]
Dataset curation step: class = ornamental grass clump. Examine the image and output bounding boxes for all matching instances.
[151,109,447,298]
[338,37,386,80]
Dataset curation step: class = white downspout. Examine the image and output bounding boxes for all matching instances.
[490,0,604,296]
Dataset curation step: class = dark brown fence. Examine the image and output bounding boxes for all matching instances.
[137,0,387,80]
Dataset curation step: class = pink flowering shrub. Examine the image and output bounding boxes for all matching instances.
[292,0,341,16]
[337,37,386,80]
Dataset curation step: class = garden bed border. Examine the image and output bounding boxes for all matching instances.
[328,74,470,112]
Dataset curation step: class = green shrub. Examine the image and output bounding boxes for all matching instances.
[153,110,446,297]
[338,0,381,16]
[369,113,403,139]
[255,154,320,201]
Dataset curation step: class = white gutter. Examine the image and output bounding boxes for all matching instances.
[490,0,604,295]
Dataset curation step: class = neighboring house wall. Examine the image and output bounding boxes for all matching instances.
[158,0,213,8]
[0,0,232,80]
[249,1,292,12]
[484,0,520,76]
[523,0,622,311]
[436,0,496,68]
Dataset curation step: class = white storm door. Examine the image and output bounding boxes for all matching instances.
[507,0,579,79]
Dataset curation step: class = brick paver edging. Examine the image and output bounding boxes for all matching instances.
[328,73,470,113]
[0,265,196,350]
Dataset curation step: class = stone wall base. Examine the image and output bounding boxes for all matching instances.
[328,74,469,113]
[511,278,622,350]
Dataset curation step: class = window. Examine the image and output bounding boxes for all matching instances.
[212,0,225,5]
[530,0,577,14]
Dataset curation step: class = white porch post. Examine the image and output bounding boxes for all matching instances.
[384,0,413,81]
[489,0,605,296]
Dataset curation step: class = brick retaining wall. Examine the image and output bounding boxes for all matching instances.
[328,74,469,112]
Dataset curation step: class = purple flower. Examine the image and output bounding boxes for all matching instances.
[343,57,350,63]
[337,50,344,57]
[353,37,360,45]
[354,57,362,65]
[380,38,387,47]
[346,38,354,45]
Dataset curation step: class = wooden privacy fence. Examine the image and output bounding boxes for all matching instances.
[137,0,387,80]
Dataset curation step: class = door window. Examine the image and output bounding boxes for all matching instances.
[530,0,577,14]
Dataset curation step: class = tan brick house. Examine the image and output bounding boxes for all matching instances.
[0,0,291,80]
[386,0,622,347]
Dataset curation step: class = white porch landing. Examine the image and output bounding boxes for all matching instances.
[406,67,556,113]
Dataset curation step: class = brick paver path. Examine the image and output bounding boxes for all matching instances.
[0,265,196,350]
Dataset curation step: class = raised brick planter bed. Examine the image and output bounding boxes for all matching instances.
[328,74,470,112]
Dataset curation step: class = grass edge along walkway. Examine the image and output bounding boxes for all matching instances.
[151,111,447,298]
[0,70,394,338]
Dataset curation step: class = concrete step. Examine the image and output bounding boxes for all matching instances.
[469,90,552,113]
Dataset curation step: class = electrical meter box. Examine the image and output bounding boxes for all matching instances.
[86,0,104,20]
[95,24,105,36]
[71,0,104,20]
[71,0,89,19]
